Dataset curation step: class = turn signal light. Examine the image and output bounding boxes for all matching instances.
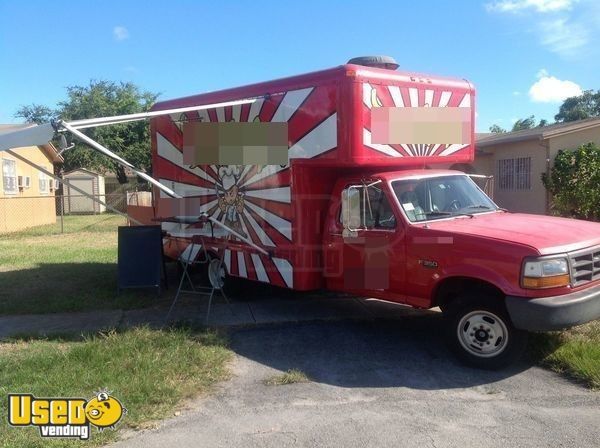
[522,274,570,289]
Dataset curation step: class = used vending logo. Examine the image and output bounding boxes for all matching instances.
[8,390,126,440]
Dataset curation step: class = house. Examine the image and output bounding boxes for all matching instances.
[472,117,600,214]
[0,124,63,233]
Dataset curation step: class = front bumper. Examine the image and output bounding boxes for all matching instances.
[506,283,600,332]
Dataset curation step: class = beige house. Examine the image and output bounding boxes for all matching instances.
[472,118,600,215]
[0,124,63,233]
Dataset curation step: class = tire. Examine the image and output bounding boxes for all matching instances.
[445,294,528,370]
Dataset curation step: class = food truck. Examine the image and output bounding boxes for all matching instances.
[0,55,598,369]
[146,56,600,368]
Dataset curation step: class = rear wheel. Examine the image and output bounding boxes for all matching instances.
[445,295,527,369]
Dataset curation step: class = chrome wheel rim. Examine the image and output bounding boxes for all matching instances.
[457,310,509,358]
[208,259,225,289]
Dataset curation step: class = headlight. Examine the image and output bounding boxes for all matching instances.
[522,257,570,289]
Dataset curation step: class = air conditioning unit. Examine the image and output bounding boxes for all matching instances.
[18,176,31,189]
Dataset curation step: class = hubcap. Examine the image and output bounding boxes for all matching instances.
[457,310,509,358]
[208,259,225,289]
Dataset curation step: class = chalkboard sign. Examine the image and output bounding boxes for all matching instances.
[118,225,164,293]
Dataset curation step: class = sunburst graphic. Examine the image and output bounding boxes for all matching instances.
[153,85,338,288]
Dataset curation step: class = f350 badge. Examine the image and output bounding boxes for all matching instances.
[419,259,439,269]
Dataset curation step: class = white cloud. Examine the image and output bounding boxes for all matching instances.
[113,26,129,41]
[486,0,576,13]
[528,72,582,103]
[512,91,521,96]
[538,18,588,56]
[485,0,592,57]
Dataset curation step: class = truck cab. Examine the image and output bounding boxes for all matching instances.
[324,169,600,368]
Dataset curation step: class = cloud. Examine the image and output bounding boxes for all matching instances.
[486,0,576,13]
[485,0,578,13]
[485,0,593,57]
[512,91,521,96]
[538,18,589,56]
[113,26,129,41]
[528,71,582,102]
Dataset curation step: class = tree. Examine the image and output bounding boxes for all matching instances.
[538,119,549,127]
[15,81,159,183]
[489,124,507,133]
[59,81,159,183]
[14,104,58,124]
[542,142,600,221]
[512,115,536,131]
[555,90,600,123]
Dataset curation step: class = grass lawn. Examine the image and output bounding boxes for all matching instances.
[530,321,600,390]
[0,326,232,448]
[0,214,157,315]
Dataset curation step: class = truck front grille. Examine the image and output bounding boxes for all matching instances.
[569,246,600,287]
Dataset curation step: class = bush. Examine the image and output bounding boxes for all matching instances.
[542,142,600,221]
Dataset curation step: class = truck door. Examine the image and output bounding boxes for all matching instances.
[323,181,406,298]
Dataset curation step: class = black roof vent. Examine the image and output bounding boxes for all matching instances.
[347,55,399,70]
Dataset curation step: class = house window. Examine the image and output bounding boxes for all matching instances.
[498,157,531,191]
[39,171,50,194]
[2,159,17,194]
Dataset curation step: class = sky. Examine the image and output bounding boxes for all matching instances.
[0,0,598,132]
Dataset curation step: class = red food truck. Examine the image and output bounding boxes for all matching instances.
[150,56,600,368]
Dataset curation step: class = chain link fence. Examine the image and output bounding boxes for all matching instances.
[0,193,142,236]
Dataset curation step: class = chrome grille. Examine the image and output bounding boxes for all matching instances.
[569,246,600,287]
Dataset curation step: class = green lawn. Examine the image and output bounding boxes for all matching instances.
[0,214,156,315]
[0,327,232,448]
[530,321,600,390]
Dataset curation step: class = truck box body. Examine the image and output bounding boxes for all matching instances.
[151,64,475,291]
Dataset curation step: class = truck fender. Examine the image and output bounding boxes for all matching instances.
[435,264,517,298]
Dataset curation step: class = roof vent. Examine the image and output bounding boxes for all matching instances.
[347,55,399,70]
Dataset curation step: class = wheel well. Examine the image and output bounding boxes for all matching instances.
[433,277,504,312]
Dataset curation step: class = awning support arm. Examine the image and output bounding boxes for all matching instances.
[60,121,181,199]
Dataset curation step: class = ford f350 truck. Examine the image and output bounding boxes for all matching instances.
[150,56,600,369]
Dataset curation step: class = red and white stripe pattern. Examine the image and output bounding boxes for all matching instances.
[362,82,472,158]
[154,85,337,288]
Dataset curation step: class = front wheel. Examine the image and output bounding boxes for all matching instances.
[445,296,528,369]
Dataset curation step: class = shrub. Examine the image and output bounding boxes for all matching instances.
[542,142,600,221]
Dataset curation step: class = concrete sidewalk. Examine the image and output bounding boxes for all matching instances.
[0,295,432,339]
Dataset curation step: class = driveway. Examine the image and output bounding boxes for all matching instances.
[111,309,600,448]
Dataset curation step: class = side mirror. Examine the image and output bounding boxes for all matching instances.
[342,186,362,232]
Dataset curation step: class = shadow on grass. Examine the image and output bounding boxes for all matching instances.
[0,262,170,315]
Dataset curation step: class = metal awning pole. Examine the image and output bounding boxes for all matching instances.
[67,99,256,130]
[60,121,181,199]
[5,149,142,225]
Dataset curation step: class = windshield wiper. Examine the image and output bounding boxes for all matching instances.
[466,204,492,210]
[425,211,453,216]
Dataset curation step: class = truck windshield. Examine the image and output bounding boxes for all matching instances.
[391,175,497,223]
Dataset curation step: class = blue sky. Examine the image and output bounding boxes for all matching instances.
[0,0,598,132]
